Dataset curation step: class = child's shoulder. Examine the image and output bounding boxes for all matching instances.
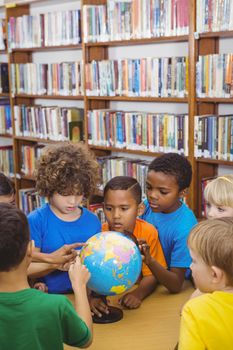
[134,218,158,238]
[27,203,49,220]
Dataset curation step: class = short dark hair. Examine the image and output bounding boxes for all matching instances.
[0,172,15,196]
[103,176,142,204]
[148,153,192,191]
[0,203,30,271]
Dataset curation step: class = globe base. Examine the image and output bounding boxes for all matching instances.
[92,306,123,324]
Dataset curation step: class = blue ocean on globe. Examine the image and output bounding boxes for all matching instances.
[80,231,142,296]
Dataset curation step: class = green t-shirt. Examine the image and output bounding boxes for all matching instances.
[0,288,91,350]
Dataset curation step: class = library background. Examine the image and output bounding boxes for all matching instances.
[0,0,233,219]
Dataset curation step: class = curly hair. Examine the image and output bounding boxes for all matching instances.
[35,142,100,198]
[148,153,192,191]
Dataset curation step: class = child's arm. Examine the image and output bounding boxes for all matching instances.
[119,275,157,309]
[140,241,186,293]
[32,242,85,264]
[27,262,59,278]
[69,258,93,347]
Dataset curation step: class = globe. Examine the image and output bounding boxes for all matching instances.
[80,231,142,296]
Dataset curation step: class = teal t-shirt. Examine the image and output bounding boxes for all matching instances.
[0,288,90,350]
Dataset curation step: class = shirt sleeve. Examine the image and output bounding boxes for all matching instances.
[28,211,43,249]
[170,234,191,268]
[61,298,91,347]
[142,225,167,277]
[179,303,206,350]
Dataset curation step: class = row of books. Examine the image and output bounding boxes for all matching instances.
[196,0,233,33]
[89,203,105,224]
[19,188,46,215]
[0,63,9,93]
[86,57,188,97]
[88,110,189,156]
[14,105,84,142]
[11,62,83,96]
[196,53,233,98]
[21,145,44,176]
[83,0,189,43]
[98,155,150,198]
[8,9,81,49]
[0,104,12,135]
[0,146,14,176]
[194,114,233,160]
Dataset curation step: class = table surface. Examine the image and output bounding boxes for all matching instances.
[64,281,194,350]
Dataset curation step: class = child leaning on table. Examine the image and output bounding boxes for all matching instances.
[27,142,101,294]
[204,174,233,219]
[178,218,233,350]
[140,153,197,293]
[0,203,93,350]
[90,176,167,318]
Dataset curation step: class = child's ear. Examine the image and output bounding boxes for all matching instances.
[179,188,189,198]
[27,240,35,258]
[137,202,145,216]
[211,266,225,285]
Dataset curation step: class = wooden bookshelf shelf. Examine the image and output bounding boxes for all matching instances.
[196,158,233,166]
[0,49,7,54]
[11,44,82,52]
[14,136,58,143]
[20,174,36,181]
[196,98,233,103]
[14,94,84,100]
[0,93,10,97]
[90,145,164,158]
[199,30,233,39]
[85,35,189,47]
[87,96,188,103]
[0,134,12,138]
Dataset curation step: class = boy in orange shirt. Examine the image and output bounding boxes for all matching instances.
[90,176,166,318]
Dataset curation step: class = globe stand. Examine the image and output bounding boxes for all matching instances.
[92,306,123,324]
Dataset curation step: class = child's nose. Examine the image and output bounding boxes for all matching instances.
[113,209,120,218]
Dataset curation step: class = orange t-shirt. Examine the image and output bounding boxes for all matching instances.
[102,218,167,277]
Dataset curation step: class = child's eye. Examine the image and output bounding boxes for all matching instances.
[104,207,112,212]
[160,191,169,195]
[217,207,225,212]
[146,184,151,190]
[121,207,129,211]
[206,202,210,208]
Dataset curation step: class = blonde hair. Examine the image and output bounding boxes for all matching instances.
[188,218,233,284]
[204,175,233,207]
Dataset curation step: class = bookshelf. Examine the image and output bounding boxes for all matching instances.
[0,0,233,217]
[1,0,84,208]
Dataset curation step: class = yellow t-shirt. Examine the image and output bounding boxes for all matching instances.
[102,218,167,276]
[179,291,233,350]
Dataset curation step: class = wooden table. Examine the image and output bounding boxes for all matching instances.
[64,281,193,350]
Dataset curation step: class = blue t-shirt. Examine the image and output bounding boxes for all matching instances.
[28,204,101,293]
[141,200,197,269]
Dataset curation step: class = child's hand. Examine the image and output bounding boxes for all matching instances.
[49,242,86,265]
[33,282,48,293]
[89,296,110,318]
[68,257,90,290]
[119,292,142,309]
[138,239,151,265]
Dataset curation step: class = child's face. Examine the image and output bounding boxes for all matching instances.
[0,193,16,206]
[104,189,139,235]
[49,192,83,218]
[146,171,182,213]
[190,249,213,293]
[206,202,233,219]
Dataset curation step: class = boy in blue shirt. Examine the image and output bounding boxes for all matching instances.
[28,143,101,294]
[140,153,197,293]
[0,203,92,350]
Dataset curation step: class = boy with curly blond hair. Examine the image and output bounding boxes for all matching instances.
[28,142,101,294]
